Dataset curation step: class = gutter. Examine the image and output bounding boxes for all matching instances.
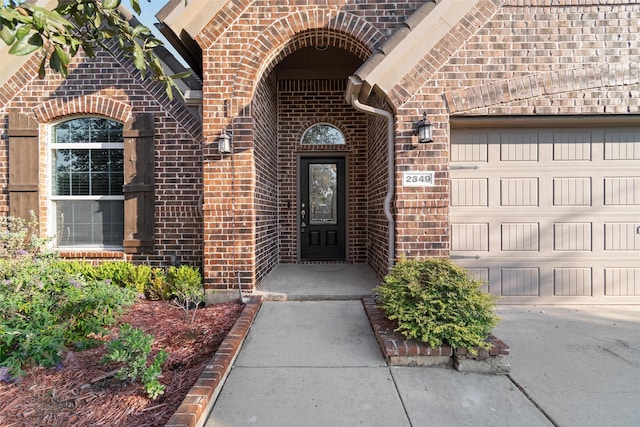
[345,75,395,268]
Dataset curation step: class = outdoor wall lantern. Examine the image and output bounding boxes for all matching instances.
[217,130,232,154]
[415,112,433,143]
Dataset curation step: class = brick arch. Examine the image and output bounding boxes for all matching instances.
[231,9,382,102]
[32,96,132,123]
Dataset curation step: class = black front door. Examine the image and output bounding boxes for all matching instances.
[299,157,346,261]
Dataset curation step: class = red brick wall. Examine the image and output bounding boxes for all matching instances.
[254,72,279,285]
[199,1,421,290]
[365,94,394,280]
[199,1,444,288]
[2,1,635,294]
[0,49,203,269]
[439,1,640,115]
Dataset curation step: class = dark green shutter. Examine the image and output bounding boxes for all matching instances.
[8,111,39,222]
[123,113,155,253]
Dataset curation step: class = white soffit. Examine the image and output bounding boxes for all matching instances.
[157,0,227,40]
[357,0,479,101]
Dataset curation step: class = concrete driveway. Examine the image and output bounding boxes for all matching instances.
[494,305,640,427]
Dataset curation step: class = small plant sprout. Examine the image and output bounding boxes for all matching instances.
[102,324,168,400]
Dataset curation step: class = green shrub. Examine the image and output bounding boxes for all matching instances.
[97,261,140,293]
[0,215,137,380]
[52,259,100,281]
[0,212,51,259]
[375,257,499,353]
[167,265,205,321]
[143,267,170,301]
[0,257,136,379]
[55,260,168,299]
[102,323,167,399]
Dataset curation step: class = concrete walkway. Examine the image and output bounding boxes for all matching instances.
[204,265,640,427]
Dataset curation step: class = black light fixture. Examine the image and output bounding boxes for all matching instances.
[217,130,232,154]
[415,112,433,143]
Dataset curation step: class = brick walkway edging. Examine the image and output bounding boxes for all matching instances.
[165,296,263,427]
[362,296,510,373]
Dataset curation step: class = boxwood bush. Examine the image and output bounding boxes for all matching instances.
[375,257,499,353]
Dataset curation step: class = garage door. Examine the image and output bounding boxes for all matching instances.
[450,123,640,303]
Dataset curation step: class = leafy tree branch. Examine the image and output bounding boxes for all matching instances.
[0,0,190,99]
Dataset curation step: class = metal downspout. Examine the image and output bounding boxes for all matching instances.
[348,94,396,268]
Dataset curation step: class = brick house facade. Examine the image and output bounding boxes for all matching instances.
[0,41,204,268]
[2,0,638,303]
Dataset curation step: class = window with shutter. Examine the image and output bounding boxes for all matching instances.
[9,111,155,254]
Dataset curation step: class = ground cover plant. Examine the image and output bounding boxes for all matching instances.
[375,257,499,353]
[0,215,243,425]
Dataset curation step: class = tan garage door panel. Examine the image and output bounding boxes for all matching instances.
[450,127,640,304]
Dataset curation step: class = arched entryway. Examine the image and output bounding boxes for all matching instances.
[201,20,396,297]
[252,41,369,283]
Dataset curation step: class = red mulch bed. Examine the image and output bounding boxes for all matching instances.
[0,299,244,427]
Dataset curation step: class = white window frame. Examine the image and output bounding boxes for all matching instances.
[49,117,125,250]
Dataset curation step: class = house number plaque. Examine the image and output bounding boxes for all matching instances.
[403,171,435,187]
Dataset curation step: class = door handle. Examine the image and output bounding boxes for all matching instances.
[300,203,306,230]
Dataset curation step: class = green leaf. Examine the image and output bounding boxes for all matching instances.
[143,38,162,49]
[72,10,87,26]
[170,70,193,80]
[54,45,70,68]
[15,24,33,41]
[103,0,122,11]
[30,5,73,28]
[132,43,145,73]
[132,25,151,38]
[49,46,61,73]
[68,38,81,56]
[31,9,45,31]
[84,2,95,18]
[129,0,141,15]
[93,12,102,29]
[0,7,32,25]
[49,34,66,45]
[82,42,94,58]
[100,29,117,39]
[0,22,17,45]
[8,32,42,56]
[37,52,46,78]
